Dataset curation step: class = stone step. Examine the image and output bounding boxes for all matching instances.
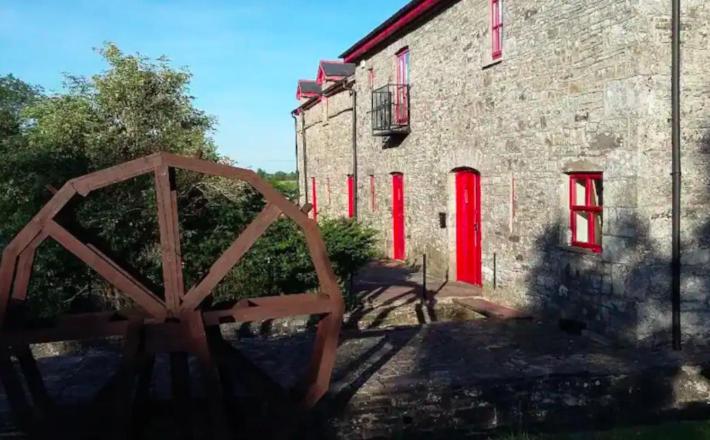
[453,297,533,320]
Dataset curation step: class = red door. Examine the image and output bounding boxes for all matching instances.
[311,177,318,221]
[347,175,354,218]
[455,170,481,285]
[392,173,405,260]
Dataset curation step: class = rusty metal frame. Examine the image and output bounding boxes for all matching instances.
[0,153,344,437]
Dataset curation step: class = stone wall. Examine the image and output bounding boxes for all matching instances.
[297,87,355,220]
[629,0,710,342]
[297,0,710,344]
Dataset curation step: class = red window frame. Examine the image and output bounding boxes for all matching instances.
[395,47,409,125]
[569,173,602,253]
[370,175,376,212]
[491,0,503,60]
[311,177,318,221]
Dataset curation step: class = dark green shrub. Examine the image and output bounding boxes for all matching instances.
[212,218,377,310]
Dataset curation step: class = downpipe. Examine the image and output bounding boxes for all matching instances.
[671,0,682,350]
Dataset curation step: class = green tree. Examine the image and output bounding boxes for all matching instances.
[0,74,41,149]
[0,44,375,319]
[0,43,224,317]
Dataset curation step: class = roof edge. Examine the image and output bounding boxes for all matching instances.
[339,0,458,63]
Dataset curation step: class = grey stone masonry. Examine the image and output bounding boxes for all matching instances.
[295,0,710,345]
[296,83,355,220]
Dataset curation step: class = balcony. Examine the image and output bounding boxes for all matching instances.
[371,84,410,137]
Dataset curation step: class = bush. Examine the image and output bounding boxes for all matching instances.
[212,217,377,311]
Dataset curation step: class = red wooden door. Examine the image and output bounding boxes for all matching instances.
[455,170,481,285]
[391,173,405,260]
[347,175,354,218]
[311,177,318,221]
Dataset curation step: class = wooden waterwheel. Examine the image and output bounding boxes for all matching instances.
[0,153,344,438]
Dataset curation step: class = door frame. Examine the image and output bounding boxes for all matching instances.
[391,172,405,260]
[448,168,482,286]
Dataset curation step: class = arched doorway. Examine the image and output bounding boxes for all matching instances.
[454,169,481,285]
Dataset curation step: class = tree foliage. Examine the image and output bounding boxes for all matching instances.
[0,44,375,319]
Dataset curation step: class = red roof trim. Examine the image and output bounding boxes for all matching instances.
[341,0,447,63]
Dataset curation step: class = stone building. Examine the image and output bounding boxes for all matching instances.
[292,0,710,345]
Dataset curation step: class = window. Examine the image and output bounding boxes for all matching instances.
[368,68,375,89]
[347,175,355,218]
[491,0,503,60]
[569,173,602,252]
[395,48,410,124]
[370,175,376,212]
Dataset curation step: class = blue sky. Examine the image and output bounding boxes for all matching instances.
[0,0,404,171]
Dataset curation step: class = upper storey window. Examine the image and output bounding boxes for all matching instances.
[395,48,410,125]
[396,47,410,85]
[371,48,410,136]
[491,0,503,60]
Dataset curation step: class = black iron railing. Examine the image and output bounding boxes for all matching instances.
[372,84,410,136]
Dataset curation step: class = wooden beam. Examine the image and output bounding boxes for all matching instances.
[154,165,185,313]
[46,221,167,320]
[12,232,47,301]
[300,311,342,408]
[71,154,162,196]
[202,294,334,325]
[0,247,19,328]
[181,203,282,311]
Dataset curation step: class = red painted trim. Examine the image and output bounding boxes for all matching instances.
[569,173,602,253]
[455,170,482,286]
[347,175,355,218]
[491,0,503,59]
[395,48,410,124]
[343,0,442,63]
[391,173,405,260]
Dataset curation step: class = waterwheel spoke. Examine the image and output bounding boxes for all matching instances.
[181,203,282,311]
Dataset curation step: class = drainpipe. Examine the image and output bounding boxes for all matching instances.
[291,112,300,202]
[671,0,682,351]
[301,111,309,205]
[346,82,359,220]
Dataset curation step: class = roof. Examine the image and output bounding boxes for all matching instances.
[298,80,322,95]
[340,0,458,63]
[317,61,356,84]
[319,61,356,78]
[296,80,322,100]
[292,78,354,115]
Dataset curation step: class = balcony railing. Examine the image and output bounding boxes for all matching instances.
[372,84,410,136]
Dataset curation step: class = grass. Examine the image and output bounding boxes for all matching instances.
[497,420,710,440]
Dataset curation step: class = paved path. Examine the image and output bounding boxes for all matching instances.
[4,319,710,438]
[347,260,484,330]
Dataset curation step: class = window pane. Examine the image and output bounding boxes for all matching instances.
[574,179,586,206]
[574,211,590,243]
